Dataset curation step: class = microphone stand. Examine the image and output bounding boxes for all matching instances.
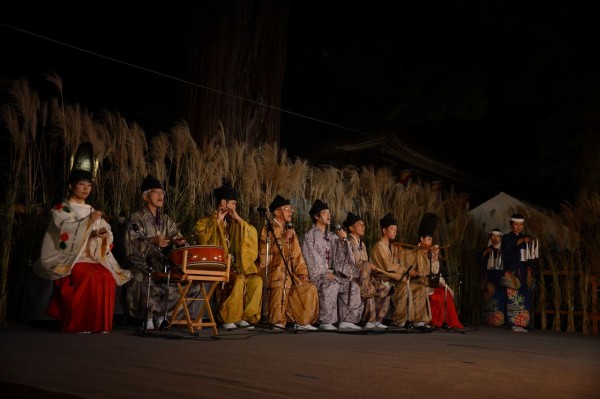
[398,265,414,330]
[142,255,153,335]
[257,208,271,328]
[438,263,465,334]
[333,226,354,306]
[131,225,172,334]
[427,250,437,329]
[438,264,450,330]
[398,265,414,284]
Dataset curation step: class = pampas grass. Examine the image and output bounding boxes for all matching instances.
[436,190,483,323]
[0,78,49,323]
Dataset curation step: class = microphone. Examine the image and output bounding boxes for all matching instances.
[285,222,294,230]
[334,224,347,241]
[130,223,149,240]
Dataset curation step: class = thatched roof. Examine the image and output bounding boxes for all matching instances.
[332,132,496,196]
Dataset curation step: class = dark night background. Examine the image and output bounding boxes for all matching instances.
[2,1,598,209]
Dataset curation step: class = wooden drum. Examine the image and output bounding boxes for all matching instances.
[168,245,227,271]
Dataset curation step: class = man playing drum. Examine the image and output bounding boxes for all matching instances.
[194,182,262,330]
[125,174,202,331]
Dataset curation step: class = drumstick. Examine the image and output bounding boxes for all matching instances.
[166,233,194,243]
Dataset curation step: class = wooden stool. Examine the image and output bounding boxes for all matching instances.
[168,245,230,335]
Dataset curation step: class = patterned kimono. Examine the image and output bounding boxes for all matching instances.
[34,201,132,332]
[479,243,506,327]
[125,207,201,322]
[194,211,262,324]
[258,219,319,326]
[347,234,390,325]
[301,226,363,325]
[501,232,536,329]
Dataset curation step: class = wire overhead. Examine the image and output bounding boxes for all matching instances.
[0,21,369,136]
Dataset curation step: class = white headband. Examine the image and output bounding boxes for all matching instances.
[489,230,502,236]
[510,217,525,223]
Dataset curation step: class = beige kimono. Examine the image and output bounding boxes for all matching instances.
[258,220,319,326]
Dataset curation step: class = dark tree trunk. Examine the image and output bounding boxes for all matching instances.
[178,0,289,146]
[576,105,600,204]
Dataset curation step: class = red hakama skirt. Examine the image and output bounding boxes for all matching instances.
[429,286,464,328]
[47,262,116,333]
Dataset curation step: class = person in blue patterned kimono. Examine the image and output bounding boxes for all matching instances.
[501,214,536,332]
[301,199,363,331]
[342,212,390,329]
[479,228,506,327]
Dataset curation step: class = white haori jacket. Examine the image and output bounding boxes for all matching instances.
[33,201,132,286]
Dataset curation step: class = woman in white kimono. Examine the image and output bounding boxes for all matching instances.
[33,144,131,333]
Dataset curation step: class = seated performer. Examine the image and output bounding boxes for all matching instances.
[419,237,464,329]
[33,142,132,333]
[257,194,319,330]
[370,213,417,327]
[301,199,363,330]
[406,213,462,329]
[125,174,202,331]
[194,182,262,330]
[342,212,390,329]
